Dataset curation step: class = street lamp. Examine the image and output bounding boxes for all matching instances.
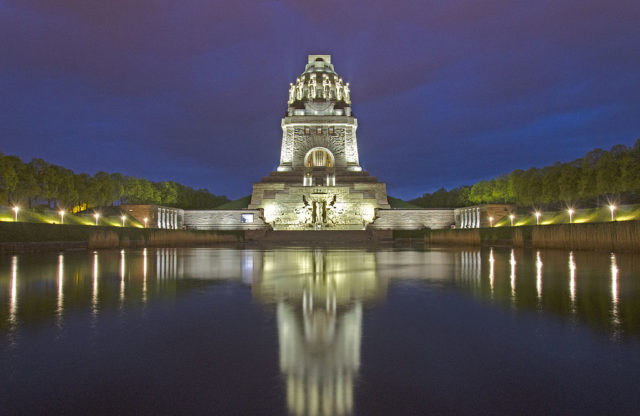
[509,214,515,227]
[121,215,126,227]
[143,217,148,228]
[489,216,494,227]
[609,204,616,221]
[568,208,574,224]
[59,210,65,224]
[535,211,541,225]
[12,206,19,222]
[94,213,100,226]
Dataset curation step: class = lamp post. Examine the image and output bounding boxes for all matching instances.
[568,208,574,224]
[59,210,65,224]
[609,204,616,221]
[94,213,100,226]
[509,214,515,227]
[121,215,126,227]
[12,206,19,222]
[143,217,148,228]
[535,211,541,225]
[489,216,494,227]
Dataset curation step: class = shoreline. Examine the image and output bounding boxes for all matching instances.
[2,221,639,253]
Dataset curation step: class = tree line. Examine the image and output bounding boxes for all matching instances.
[0,152,229,210]
[411,139,640,209]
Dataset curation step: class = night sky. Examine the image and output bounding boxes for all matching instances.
[2,1,639,200]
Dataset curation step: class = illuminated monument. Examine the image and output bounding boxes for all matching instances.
[136,55,463,231]
[248,55,391,230]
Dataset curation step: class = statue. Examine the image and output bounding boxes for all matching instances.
[343,82,351,103]
[322,75,330,99]
[309,74,317,99]
[296,81,303,100]
[336,78,343,100]
[288,83,295,104]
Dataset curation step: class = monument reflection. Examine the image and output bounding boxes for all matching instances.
[253,250,385,416]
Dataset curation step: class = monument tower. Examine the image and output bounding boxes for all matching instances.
[249,55,390,230]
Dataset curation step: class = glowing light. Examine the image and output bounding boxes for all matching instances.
[142,248,148,303]
[121,215,127,227]
[57,254,64,325]
[567,208,575,224]
[9,256,18,326]
[536,251,543,300]
[143,217,148,228]
[609,204,616,221]
[488,248,495,297]
[569,252,576,310]
[12,206,19,222]
[489,216,494,227]
[535,211,541,225]
[120,249,125,303]
[509,249,516,300]
[92,252,99,317]
[509,214,515,227]
[59,210,65,224]
[611,254,620,332]
[94,213,100,225]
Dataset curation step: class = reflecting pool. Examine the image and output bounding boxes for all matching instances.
[1,247,640,415]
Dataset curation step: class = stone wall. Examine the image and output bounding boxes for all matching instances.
[121,204,184,229]
[453,204,515,228]
[370,209,455,230]
[183,210,268,230]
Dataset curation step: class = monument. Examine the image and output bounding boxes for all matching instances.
[248,55,390,230]
[127,55,503,232]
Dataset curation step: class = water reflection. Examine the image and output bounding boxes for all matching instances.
[489,248,495,297]
[611,254,620,338]
[255,250,381,416]
[1,246,640,413]
[9,256,18,327]
[509,249,516,301]
[92,252,99,318]
[569,252,576,313]
[57,254,64,326]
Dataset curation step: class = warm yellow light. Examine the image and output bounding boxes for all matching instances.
[609,204,616,221]
[567,208,575,224]
[94,213,100,225]
[509,214,515,226]
[143,217,148,228]
[59,210,65,224]
[489,216,494,227]
[121,215,127,227]
[12,206,19,222]
[535,211,541,225]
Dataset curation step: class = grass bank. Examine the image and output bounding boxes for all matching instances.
[0,222,243,253]
[423,221,640,252]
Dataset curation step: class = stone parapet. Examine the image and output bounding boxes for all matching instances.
[183,210,268,230]
[370,209,455,230]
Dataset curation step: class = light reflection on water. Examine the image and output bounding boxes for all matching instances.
[1,247,640,415]
[2,247,639,340]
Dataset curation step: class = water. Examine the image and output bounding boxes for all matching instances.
[1,246,640,415]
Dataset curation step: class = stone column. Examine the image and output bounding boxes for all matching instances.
[157,208,161,228]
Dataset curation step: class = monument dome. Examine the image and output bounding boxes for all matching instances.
[287,55,352,116]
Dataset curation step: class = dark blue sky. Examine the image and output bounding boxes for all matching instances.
[2,0,639,200]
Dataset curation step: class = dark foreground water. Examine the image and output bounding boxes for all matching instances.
[1,247,640,415]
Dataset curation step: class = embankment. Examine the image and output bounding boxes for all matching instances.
[0,222,243,253]
[418,221,640,252]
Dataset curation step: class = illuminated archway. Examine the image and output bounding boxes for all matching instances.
[304,147,334,168]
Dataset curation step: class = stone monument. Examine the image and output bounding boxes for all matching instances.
[249,55,391,230]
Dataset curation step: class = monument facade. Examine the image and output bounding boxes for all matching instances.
[249,55,390,230]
